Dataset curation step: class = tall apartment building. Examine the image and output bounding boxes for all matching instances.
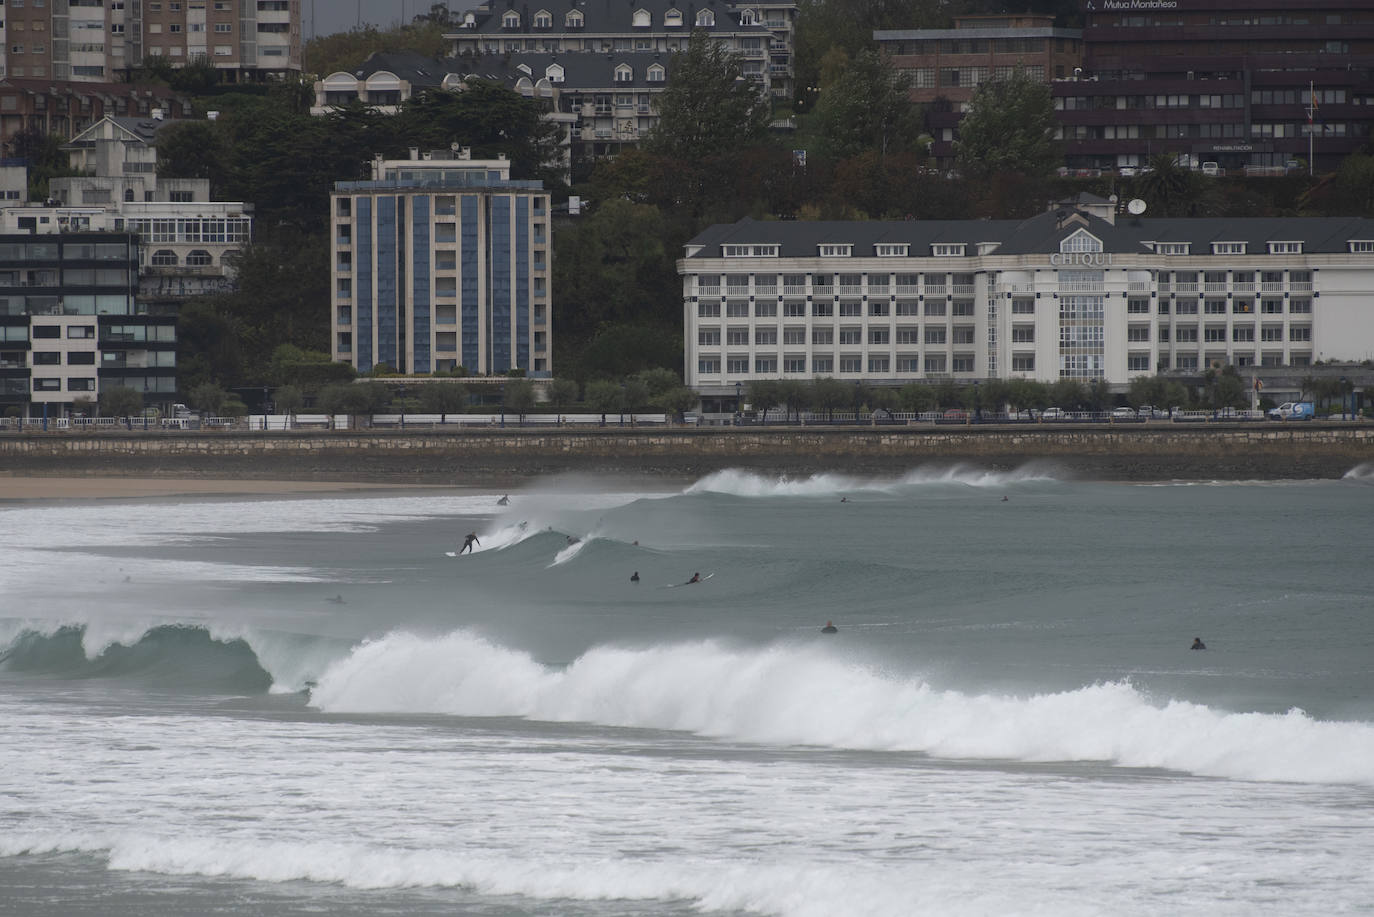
[0,232,178,417]
[678,208,1374,408]
[1056,0,1374,174]
[0,0,300,84]
[330,150,553,377]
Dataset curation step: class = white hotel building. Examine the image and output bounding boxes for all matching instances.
[680,205,1374,405]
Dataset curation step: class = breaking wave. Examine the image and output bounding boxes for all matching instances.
[686,464,1060,497]
[310,630,1374,787]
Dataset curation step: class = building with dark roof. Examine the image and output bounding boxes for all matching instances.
[679,206,1374,402]
[446,0,797,101]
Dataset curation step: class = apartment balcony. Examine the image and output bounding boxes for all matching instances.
[924,285,947,295]
[699,285,721,296]
[782,284,806,294]
[1291,282,1313,292]
[755,284,777,295]
[952,284,975,296]
[1175,282,1198,292]
[1261,282,1284,293]
[1204,282,1227,293]
[1233,282,1255,292]
[837,284,862,294]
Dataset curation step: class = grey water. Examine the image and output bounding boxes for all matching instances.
[2,466,1373,916]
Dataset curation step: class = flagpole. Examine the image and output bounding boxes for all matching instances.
[1308,80,1315,177]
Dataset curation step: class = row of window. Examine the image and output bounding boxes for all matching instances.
[501,6,724,29]
[699,326,981,346]
[696,301,979,318]
[124,218,251,244]
[696,355,984,375]
[714,241,1373,258]
[1130,298,1312,314]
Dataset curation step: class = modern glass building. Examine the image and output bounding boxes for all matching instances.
[0,232,176,416]
[330,151,552,377]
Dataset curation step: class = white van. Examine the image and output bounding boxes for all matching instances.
[1201,162,1220,177]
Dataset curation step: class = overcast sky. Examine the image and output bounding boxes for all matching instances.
[305,0,465,39]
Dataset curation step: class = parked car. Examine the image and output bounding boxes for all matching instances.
[1041,407,1068,421]
[942,409,969,421]
[1111,407,1138,420]
[1267,402,1315,421]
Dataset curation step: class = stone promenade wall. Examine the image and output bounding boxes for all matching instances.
[1,424,1371,482]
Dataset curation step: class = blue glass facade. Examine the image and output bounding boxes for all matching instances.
[491,196,512,373]
[376,197,398,371]
[411,195,431,373]
[516,197,530,371]
[460,196,480,370]
[356,198,373,372]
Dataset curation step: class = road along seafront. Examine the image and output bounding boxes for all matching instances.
[0,422,1370,483]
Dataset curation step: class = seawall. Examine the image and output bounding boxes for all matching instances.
[1,424,1371,483]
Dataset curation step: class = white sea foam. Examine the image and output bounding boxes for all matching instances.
[687,464,1058,497]
[0,831,1105,917]
[311,631,1374,786]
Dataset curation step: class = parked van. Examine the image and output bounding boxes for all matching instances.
[1267,402,1315,420]
[1201,162,1220,177]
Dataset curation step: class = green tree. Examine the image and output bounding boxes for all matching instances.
[503,378,536,423]
[659,386,700,422]
[623,378,650,423]
[746,380,783,422]
[4,130,80,201]
[1050,379,1087,409]
[584,379,624,420]
[547,378,579,419]
[812,50,922,161]
[954,70,1060,182]
[304,23,449,80]
[188,381,230,417]
[810,377,851,421]
[1133,153,1221,217]
[274,384,305,418]
[99,386,144,418]
[420,382,469,417]
[176,300,245,391]
[645,30,772,164]
[897,382,936,413]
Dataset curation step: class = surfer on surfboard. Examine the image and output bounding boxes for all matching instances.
[460,532,480,554]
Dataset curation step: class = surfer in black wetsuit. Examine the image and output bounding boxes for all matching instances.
[631,572,640,583]
[821,621,838,634]
[461,532,480,554]
[686,572,701,584]
[1191,637,1206,650]
[497,495,510,506]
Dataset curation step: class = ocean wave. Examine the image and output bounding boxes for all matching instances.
[1342,463,1374,482]
[0,622,341,694]
[686,464,1059,497]
[311,631,1374,787]
[0,831,1098,917]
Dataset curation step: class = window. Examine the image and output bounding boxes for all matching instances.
[665,8,683,26]
[698,302,720,317]
[502,11,520,27]
[812,328,832,345]
[869,328,889,345]
[1060,230,1102,253]
[1011,299,1034,314]
[632,8,650,26]
[695,9,714,26]
[698,328,720,346]
[924,301,945,317]
[68,325,95,339]
[727,356,749,374]
[698,358,719,374]
[838,328,861,345]
[925,327,946,345]
[931,243,965,257]
[754,357,776,374]
[1011,354,1035,372]
[813,357,833,373]
[868,356,890,373]
[839,356,863,373]
[1212,242,1245,254]
[565,9,583,26]
[1290,298,1311,314]
[783,302,806,317]
[215,23,231,32]
[534,9,551,27]
[1156,242,1189,255]
[151,250,178,266]
[726,328,749,346]
[784,357,807,373]
[1350,241,1374,253]
[875,244,907,257]
[951,355,974,373]
[951,301,974,316]
[67,352,96,366]
[924,355,946,373]
[783,328,806,345]
[1011,326,1034,343]
[755,329,776,345]
[754,302,776,318]
[1268,241,1301,254]
[722,244,777,257]
[1128,355,1151,372]
[1289,326,1311,342]
[615,64,633,82]
[1128,298,1149,314]
[869,302,888,317]
[186,250,212,267]
[818,244,851,257]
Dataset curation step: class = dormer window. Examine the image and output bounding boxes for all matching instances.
[696,9,714,26]
[740,8,756,24]
[533,9,552,27]
[932,243,965,257]
[565,9,583,27]
[632,8,651,26]
[1350,240,1374,253]
[647,63,665,82]
[615,63,633,82]
[502,10,520,28]
[1157,242,1189,255]
[545,63,564,83]
[1059,229,1102,253]
[1268,241,1302,254]
[818,244,851,257]
[1212,241,1245,255]
[722,244,778,257]
[874,244,907,257]
[665,7,683,26]
[977,242,1001,255]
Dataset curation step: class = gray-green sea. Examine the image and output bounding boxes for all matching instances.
[3,464,1373,916]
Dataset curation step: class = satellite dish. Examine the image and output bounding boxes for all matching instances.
[1127,198,1147,216]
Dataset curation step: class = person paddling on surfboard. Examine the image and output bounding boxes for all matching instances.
[821,621,838,634]
[685,572,701,585]
[460,532,480,554]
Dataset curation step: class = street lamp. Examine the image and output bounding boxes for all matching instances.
[973,379,980,424]
[735,381,742,424]
[398,384,406,429]
[1340,376,1349,420]
[619,382,626,427]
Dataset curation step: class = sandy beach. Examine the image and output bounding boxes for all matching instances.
[0,476,457,502]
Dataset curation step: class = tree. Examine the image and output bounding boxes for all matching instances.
[810,377,850,421]
[746,380,783,422]
[420,382,469,418]
[1133,154,1219,217]
[274,384,305,418]
[1050,379,1087,409]
[897,383,936,413]
[4,130,80,201]
[659,386,699,422]
[547,378,579,420]
[644,30,772,164]
[954,70,1060,182]
[99,386,144,419]
[812,50,923,161]
[584,379,623,421]
[188,381,230,417]
[176,301,245,391]
[319,381,388,421]
[503,378,536,423]
[623,378,650,423]
[777,379,811,422]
